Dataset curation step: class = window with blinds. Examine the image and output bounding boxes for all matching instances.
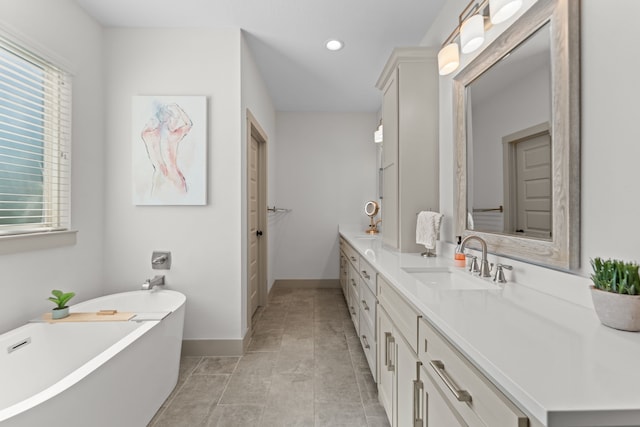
[0,35,71,236]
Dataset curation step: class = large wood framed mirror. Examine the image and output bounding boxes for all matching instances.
[454,0,580,270]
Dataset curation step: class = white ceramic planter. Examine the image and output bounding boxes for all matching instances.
[590,286,640,331]
[52,306,69,320]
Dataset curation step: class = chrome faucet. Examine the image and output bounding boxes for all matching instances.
[142,275,165,290]
[460,235,492,277]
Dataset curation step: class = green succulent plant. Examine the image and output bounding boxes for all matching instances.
[48,289,75,309]
[590,258,640,295]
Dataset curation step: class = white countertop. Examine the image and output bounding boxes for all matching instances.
[339,226,640,427]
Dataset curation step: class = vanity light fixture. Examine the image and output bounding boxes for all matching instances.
[325,39,344,51]
[437,0,522,76]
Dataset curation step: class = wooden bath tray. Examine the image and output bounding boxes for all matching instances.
[42,311,135,323]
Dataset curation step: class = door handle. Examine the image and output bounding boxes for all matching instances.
[256,230,263,236]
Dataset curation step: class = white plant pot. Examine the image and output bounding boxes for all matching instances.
[590,286,640,332]
[52,306,69,320]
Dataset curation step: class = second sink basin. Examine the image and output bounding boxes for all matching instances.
[402,267,499,291]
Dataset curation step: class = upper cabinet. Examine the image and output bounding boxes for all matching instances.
[376,47,439,253]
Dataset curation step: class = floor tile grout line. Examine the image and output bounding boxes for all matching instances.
[148,355,204,427]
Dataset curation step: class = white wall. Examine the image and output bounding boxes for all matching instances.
[0,0,105,333]
[103,28,244,340]
[423,0,640,307]
[274,112,377,280]
[240,33,276,333]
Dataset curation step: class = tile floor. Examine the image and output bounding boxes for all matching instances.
[148,287,390,426]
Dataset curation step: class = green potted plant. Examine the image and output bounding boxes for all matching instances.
[48,289,75,320]
[590,258,640,331]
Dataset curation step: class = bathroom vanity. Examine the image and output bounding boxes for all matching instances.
[339,226,640,427]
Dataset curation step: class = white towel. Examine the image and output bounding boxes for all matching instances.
[416,211,444,250]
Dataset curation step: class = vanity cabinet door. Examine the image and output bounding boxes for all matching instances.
[420,364,467,427]
[396,332,418,427]
[377,306,395,425]
[339,252,348,298]
[381,162,398,249]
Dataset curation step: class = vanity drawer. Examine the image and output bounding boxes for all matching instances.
[377,274,418,354]
[359,257,375,293]
[418,318,528,427]
[348,279,359,334]
[342,240,360,269]
[358,311,377,382]
[359,278,376,332]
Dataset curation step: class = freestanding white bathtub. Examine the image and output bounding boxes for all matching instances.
[0,289,186,427]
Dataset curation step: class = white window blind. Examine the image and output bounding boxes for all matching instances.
[0,34,71,235]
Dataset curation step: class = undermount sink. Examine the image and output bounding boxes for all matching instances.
[402,267,499,291]
[354,235,378,240]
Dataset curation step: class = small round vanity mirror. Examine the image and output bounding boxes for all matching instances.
[364,200,380,234]
[364,200,379,217]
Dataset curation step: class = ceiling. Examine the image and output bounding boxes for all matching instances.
[73,0,446,112]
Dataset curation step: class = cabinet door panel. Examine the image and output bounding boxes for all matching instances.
[381,163,398,249]
[377,306,394,425]
[382,69,398,168]
[396,334,418,427]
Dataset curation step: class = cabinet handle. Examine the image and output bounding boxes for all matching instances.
[361,334,370,349]
[386,333,395,371]
[361,300,369,311]
[350,256,357,262]
[413,379,424,427]
[361,270,370,280]
[351,278,357,287]
[429,360,472,402]
[350,305,356,316]
[384,332,393,371]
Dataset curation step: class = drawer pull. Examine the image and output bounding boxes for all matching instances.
[429,360,472,403]
[361,270,371,280]
[361,300,370,311]
[350,306,356,316]
[384,332,395,371]
[350,256,357,262]
[413,379,424,426]
[361,334,370,349]
[351,279,357,287]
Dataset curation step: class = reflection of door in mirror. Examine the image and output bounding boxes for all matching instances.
[466,22,551,237]
[503,124,551,239]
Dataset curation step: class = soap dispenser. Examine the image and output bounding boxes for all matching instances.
[454,236,466,267]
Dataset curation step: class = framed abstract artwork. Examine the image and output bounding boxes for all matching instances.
[132,95,207,205]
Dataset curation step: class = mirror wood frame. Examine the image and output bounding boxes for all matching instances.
[454,0,580,270]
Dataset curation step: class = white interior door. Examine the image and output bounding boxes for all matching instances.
[247,111,268,324]
[248,133,260,318]
[515,131,551,238]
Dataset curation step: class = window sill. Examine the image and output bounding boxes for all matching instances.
[0,230,78,255]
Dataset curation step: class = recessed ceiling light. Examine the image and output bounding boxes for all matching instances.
[325,39,344,51]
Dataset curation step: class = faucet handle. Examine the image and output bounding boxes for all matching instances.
[465,254,479,273]
[493,264,513,283]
